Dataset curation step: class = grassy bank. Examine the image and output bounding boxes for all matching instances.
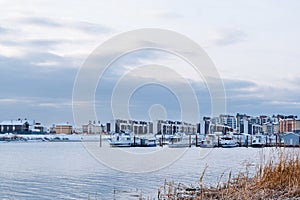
[158,149,300,199]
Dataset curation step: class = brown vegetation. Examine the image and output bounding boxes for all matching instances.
[158,149,300,199]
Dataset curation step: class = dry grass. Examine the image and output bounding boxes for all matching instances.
[158,149,300,199]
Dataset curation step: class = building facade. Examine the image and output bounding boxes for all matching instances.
[111,119,153,135]
[279,119,296,133]
[153,120,197,135]
[55,124,73,134]
[82,121,103,134]
[0,119,45,134]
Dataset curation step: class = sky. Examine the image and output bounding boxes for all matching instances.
[0,0,299,126]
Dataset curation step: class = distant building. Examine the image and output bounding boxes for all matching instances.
[295,120,300,133]
[236,113,250,134]
[250,123,262,135]
[153,120,196,135]
[279,118,297,133]
[273,123,280,134]
[82,121,103,134]
[281,132,299,146]
[0,119,45,134]
[262,122,275,134]
[55,124,73,134]
[110,119,153,134]
[203,117,211,135]
[219,114,237,130]
[196,123,201,134]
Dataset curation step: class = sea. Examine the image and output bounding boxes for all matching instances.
[0,142,276,199]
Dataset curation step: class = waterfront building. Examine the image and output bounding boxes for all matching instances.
[273,123,280,134]
[279,118,300,133]
[153,120,197,135]
[239,118,249,134]
[219,114,237,130]
[295,120,300,133]
[196,123,201,134]
[110,119,153,134]
[281,132,300,146]
[236,113,250,134]
[203,117,211,135]
[82,121,103,134]
[55,123,73,134]
[250,123,263,135]
[260,115,269,125]
[262,122,275,134]
[0,119,45,134]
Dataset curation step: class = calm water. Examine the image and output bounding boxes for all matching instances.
[0,142,272,199]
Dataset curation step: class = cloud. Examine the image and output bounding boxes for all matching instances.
[72,21,112,34]
[152,10,183,19]
[20,16,61,27]
[0,26,9,34]
[18,16,113,35]
[209,29,247,46]
[0,15,115,63]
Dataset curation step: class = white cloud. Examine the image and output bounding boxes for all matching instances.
[0,44,26,57]
[0,0,299,124]
[208,28,247,46]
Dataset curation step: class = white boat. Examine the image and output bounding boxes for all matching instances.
[109,132,134,147]
[220,135,238,148]
[251,135,266,148]
[168,134,190,148]
[168,140,190,148]
[199,133,218,148]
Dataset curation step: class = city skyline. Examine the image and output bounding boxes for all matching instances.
[0,1,300,125]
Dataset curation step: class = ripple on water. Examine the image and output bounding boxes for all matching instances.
[0,142,282,199]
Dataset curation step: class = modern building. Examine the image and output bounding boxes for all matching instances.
[153,120,197,135]
[279,118,296,133]
[239,119,249,134]
[262,122,275,134]
[273,123,280,134]
[110,119,153,134]
[203,117,211,135]
[219,114,237,130]
[236,113,250,133]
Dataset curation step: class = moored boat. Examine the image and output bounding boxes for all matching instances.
[139,138,157,147]
[109,132,134,147]
[199,133,218,148]
[220,135,238,148]
[251,135,266,148]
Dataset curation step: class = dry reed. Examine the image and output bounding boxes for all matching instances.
[158,148,300,199]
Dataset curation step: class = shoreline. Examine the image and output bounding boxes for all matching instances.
[158,148,300,199]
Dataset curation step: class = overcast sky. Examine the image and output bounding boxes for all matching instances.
[0,0,299,126]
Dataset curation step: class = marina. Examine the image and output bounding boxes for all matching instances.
[0,132,296,148]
